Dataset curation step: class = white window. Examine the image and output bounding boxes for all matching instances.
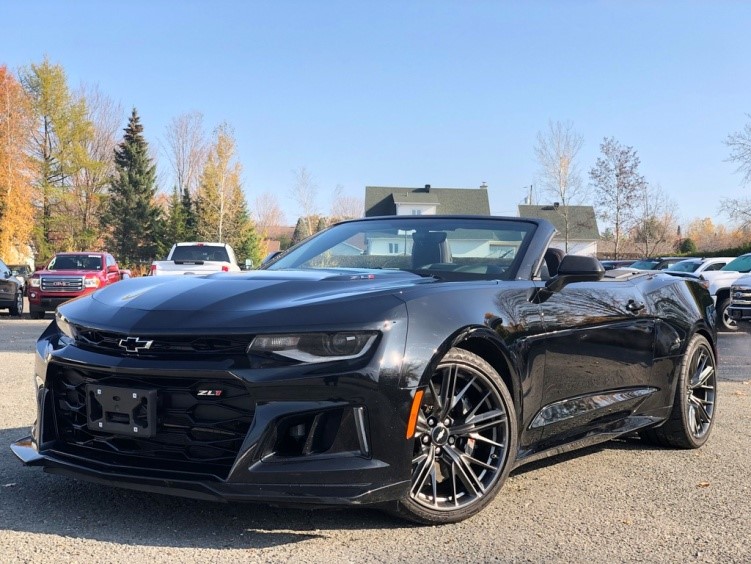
[388,243,400,254]
[412,209,422,215]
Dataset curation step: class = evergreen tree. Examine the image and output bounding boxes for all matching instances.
[102,108,162,266]
[164,186,186,246]
[291,216,311,245]
[181,188,197,240]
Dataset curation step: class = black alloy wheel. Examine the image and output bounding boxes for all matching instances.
[642,334,717,449]
[394,348,517,524]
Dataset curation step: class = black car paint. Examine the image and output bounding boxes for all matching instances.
[12,216,716,511]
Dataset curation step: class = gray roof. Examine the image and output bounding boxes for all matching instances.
[518,205,600,240]
[365,186,491,217]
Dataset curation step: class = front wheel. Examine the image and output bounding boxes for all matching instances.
[643,334,717,449]
[392,348,517,524]
[716,298,737,332]
[9,290,23,316]
[29,309,45,320]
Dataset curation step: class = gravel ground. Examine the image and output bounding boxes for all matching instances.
[1,314,750,563]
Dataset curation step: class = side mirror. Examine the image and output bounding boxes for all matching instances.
[107,265,119,273]
[545,255,605,293]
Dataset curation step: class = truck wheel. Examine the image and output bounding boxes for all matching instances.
[9,290,23,316]
[716,298,737,332]
[30,310,45,320]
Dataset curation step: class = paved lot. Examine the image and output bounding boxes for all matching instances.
[1,312,750,563]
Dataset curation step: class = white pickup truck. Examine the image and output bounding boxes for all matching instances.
[697,252,751,331]
[150,242,241,276]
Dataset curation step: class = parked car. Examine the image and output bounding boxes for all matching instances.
[728,274,751,331]
[698,253,751,332]
[9,264,32,294]
[27,252,130,319]
[665,257,734,275]
[0,258,24,316]
[150,242,241,276]
[12,215,718,524]
[600,259,636,270]
[629,257,685,270]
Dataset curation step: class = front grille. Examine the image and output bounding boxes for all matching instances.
[731,286,751,306]
[74,327,252,357]
[41,277,83,292]
[48,365,254,479]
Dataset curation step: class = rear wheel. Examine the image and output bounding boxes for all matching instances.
[9,289,23,316]
[642,334,717,449]
[392,348,517,524]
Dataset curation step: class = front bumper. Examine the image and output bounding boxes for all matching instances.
[728,306,751,324]
[13,321,415,507]
[11,436,408,506]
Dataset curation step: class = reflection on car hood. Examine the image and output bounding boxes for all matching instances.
[59,269,432,333]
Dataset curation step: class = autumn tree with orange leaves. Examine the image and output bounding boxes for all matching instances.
[0,66,35,263]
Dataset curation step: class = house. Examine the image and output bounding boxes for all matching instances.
[364,184,491,217]
[518,204,600,256]
[360,185,493,259]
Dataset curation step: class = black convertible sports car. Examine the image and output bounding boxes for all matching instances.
[12,215,718,524]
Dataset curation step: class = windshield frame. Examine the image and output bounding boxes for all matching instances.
[264,216,541,281]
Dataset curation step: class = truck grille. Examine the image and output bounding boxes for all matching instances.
[731,286,751,306]
[41,277,84,292]
[48,365,254,479]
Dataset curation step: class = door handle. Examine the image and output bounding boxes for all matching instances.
[626,299,645,313]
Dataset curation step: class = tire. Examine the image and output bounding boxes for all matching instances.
[642,334,717,449]
[30,309,45,320]
[716,298,737,332]
[391,348,517,524]
[9,289,23,317]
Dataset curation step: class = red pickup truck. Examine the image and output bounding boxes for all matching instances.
[28,252,130,319]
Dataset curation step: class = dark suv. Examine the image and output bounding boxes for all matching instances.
[0,258,24,316]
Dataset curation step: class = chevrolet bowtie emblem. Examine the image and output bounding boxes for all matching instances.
[118,336,154,353]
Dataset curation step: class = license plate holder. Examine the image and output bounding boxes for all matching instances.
[86,384,157,437]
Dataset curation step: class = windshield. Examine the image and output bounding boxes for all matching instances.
[265,217,537,280]
[629,259,660,270]
[667,260,701,272]
[47,254,103,271]
[721,254,751,273]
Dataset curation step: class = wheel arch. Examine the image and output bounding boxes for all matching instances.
[419,326,522,415]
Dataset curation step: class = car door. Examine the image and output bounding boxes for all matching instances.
[533,275,656,445]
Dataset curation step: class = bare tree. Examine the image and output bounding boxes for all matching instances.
[163,111,208,197]
[330,184,363,220]
[589,137,647,259]
[290,166,318,235]
[68,84,123,249]
[722,116,751,227]
[534,120,586,251]
[253,191,286,247]
[632,183,678,256]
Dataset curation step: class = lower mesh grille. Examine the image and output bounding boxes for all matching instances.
[48,365,254,479]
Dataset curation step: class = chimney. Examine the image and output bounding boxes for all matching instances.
[480,182,488,189]
[424,184,431,193]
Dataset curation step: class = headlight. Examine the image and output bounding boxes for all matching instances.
[248,332,378,363]
[30,278,41,287]
[83,276,101,288]
[55,311,77,340]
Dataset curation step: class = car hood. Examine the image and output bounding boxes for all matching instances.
[37,269,102,276]
[58,269,433,333]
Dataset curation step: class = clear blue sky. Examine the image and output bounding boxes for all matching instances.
[2,1,750,228]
